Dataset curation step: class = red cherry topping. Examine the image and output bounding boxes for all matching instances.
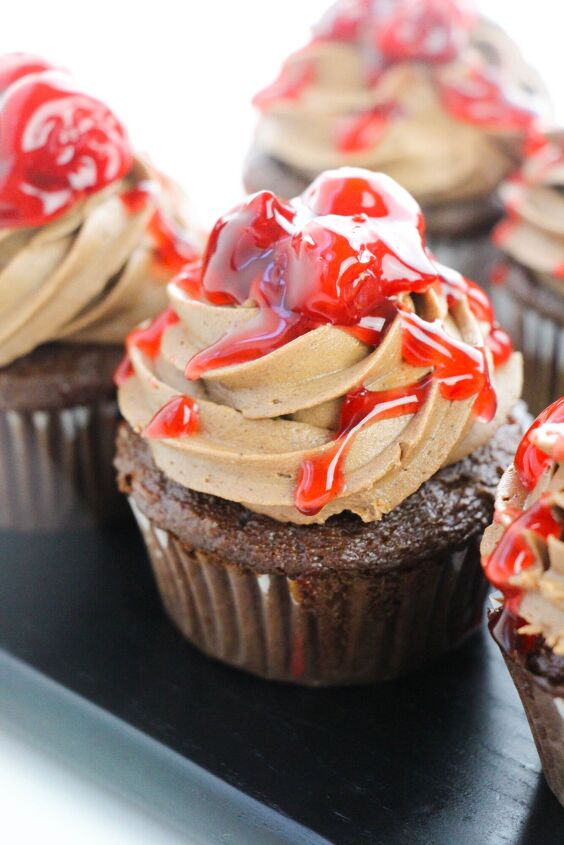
[336,104,396,153]
[148,209,201,273]
[483,496,561,613]
[126,307,179,359]
[0,53,58,92]
[375,0,473,65]
[0,69,132,228]
[253,55,316,111]
[514,398,564,491]
[143,395,200,439]
[113,354,134,387]
[295,375,432,515]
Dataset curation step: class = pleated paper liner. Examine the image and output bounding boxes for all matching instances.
[0,400,126,531]
[498,648,564,808]
[130,497,488,687]
[491,264,564,416]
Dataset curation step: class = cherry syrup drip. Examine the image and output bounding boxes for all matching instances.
[143,395,200,439]
[484,496,561,613]
[253,55,316,111]
[0,63,132,228]
[514,397,564,491]
[173,170,502,515]
[336,103,397,154]
[183,171,437,380]
[113,306,179,387]
[295,375,432,515]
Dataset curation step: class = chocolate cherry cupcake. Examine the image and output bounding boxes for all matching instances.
[116,167,523,686]
[482,398,564,806]
[244,0,549,288]
[0,55,200,530]
[492,137,564,415]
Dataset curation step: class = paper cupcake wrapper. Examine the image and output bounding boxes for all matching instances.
[130,497,488,686]
[499,648,564,807]
[492,272,564,416]
[0,401,124,531]
[426,230,499,294]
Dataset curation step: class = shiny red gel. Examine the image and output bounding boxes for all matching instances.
[143,395,200,439]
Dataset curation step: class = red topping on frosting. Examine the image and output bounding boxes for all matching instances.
[0,53,58,92]
[253,55,316,111]
[143,395,200,439]
[336,104,396,153]
[484,496,561,613]
[120,181,154,214]
[126,306,179,359]
[514,397,564,491]
[296,375,432,515]
[170,170,505,515]
[148,209,201,274]
[113,354,134,387]
[0,68,132,228]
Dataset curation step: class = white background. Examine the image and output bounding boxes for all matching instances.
[0,1,562,842]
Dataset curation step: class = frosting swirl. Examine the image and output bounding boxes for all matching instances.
[494,136,564,292]
[482,398,564,654]
[0,55,201,366]
[251,1,549,210]
[118,168,522,525]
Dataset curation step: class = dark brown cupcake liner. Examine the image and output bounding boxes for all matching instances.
[498,646,564,807]
[130,497,488,686]
[0,400,125,531]
[491,265,564,415]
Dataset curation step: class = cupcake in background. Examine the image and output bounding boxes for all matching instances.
[492,137,564,415]
[244,0,550,288]
[482,398,564,807]
[0,54,202,530]
[116,167,523,686]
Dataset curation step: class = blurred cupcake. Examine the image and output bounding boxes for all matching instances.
[0,54,201,530]
[482,398,564,806]
[492,137,564,415]
[244,0,549,288]
[116,167,523,686]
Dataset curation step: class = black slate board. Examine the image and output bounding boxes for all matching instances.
[1,523,563,844]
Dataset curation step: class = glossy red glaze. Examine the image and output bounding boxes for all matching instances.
[184,171,435,379]
[148,209,200,274]
[0,68,132,228]
[336,104,396,153]
[400,310,496,423]
[120,181,154,213]
[514,398,564,491]
[143,395,200,439]
[126,307,179,359]
[295,375,432,515]
[484,496,561,612]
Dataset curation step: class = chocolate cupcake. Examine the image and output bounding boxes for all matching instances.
[0,55,201,530]
[116,168,523,685]
[491,138,564,415]
[244,0,549,288]
[482,398,564,806]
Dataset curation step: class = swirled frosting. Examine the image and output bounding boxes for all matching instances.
[251,1,549,209]
[0,55,201,367]
[118,168,522,525]
[482,398,564,654]
[494,136,564,293]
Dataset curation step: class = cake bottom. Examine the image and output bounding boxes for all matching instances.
[116,416,521,686]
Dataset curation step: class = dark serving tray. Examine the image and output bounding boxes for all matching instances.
[1,522,563,844]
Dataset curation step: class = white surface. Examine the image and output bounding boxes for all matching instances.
[1,1,563,842]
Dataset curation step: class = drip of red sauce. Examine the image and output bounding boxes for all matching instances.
[120,181,155,213]
[113,354,134,388]
[483,495,561,613]
[114,306,180,387]
[490,262,509,287]
[253,55,316,111]
[514,397,564,491]
[143,395,200,439]
[295,375,432,515]
[336,104,396,153]
[0,67,132,228]
[148,209,200,273]
[183,171,437,380]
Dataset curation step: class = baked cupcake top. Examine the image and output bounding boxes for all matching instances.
[482,398,564,653]
[251,0,548,215]
[494,135,564,294]
[118,168,522,524]
[0,53,201,367]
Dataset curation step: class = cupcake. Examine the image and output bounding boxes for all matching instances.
[116,167,523,686]
[482,398,564,806]
[491,137,564,415]
[0,54,201,530]
[244,0,549,288]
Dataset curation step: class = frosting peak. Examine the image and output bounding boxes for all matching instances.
[118,169,522,524]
